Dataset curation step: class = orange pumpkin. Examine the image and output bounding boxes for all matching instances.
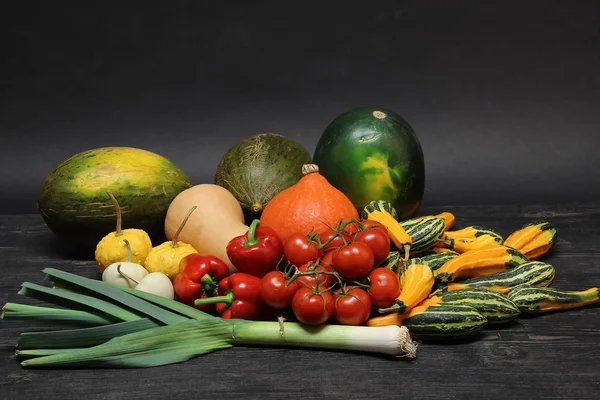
[260,164,359,242]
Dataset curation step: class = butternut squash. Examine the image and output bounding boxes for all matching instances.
[164,184,248,272]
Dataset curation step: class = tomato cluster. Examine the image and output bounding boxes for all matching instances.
[259,219,401,326]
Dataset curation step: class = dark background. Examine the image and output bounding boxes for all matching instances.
[2,0,600,214]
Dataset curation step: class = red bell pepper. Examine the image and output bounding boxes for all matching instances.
[226,219,284,278]
[173,254,230,313]
[194,272,270,320]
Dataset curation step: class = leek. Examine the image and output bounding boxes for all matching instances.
[107,283,210,321]
[3,269,417,369]
[18,282,143,322]
[2,303,115,325]
[17,348,85,360]
[21,319,234,368]
[20,318,416,368]
[17,319,160,350]
[43,268,189,325]
[231,321,415,357]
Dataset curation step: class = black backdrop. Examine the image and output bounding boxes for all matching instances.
[2,0,600,214]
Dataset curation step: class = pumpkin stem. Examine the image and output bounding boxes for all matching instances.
[123,239,132,263]
[171,206,197,248]
[106,191,123,236]
[301,164,319,176]
[117,264,140,285]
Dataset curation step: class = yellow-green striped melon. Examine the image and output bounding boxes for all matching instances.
[38,147,192,249]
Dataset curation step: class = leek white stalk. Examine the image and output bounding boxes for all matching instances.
[232,321,417,357]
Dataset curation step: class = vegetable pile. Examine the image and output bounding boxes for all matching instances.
[3,106,599,369]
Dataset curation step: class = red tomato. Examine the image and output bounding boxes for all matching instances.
[360,220,387,231]
[333,287,372,326]
[317,228,350,253]
[292,287,335,325]
[368,268,401,308]
[284,233,322,266]
[259,271,299,310]
[320,251,334,268]
[296,261,336,290]
[355,226,391,264]
[341,219,361,235]
[332,242,375,280]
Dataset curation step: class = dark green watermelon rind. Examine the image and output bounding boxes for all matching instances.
[313,107,425,220]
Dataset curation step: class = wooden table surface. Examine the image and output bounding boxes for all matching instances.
[1,203,599,400]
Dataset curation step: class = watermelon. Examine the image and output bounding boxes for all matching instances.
[38,147,192,249]
[215,133,312,221]
[313,107,425,220]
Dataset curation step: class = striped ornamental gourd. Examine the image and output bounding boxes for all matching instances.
[445,261,555,294]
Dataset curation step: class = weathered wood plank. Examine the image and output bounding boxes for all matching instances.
[1,204,599,400]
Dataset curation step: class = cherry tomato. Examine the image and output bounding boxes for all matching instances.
[296,261,336,290]
[317,228,350,253]
[332,242,375,280]
[341,219,361,235]
[284,233,322,266]
[355,226,391,264]
[333,286,372,326]
[292,287,334,325]
[368,267,401,308]
[259,271,299,310]
[320,251,334,268]
[360,220,387,231]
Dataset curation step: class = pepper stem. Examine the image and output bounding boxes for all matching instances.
[106,191,122,236]
[244,219,261,248]
[171,206,197,248]
[194,291,235,307]
[200,273,217,292]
